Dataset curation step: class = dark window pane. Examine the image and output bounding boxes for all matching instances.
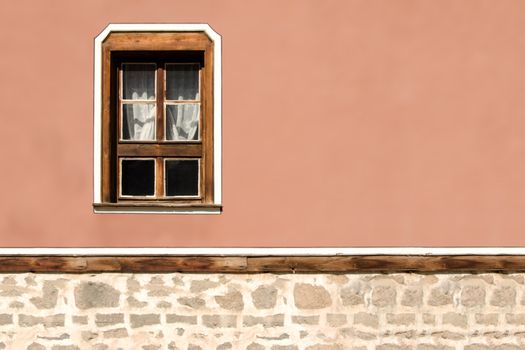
[122,64,156,100]
[121,159,155,196]
[165,160,199,196]
[166,64,199,100]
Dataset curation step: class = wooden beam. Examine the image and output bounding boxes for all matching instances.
[245,256,525,273]
[0,256,246,273]
[117,144,202,157]
[0,255,524,273]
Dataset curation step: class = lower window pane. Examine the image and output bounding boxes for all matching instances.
[165,160,199,196]
[121,159,155,196]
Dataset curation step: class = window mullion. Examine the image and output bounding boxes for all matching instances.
[156,157,163,198]
[156,63,165,198]
[156,63,165,142]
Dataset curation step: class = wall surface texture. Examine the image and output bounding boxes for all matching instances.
[1,0,525,246]
[0,272,524,349]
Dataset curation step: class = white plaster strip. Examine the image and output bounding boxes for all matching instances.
[0,247,524,256]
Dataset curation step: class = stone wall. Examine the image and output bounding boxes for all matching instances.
[0,273,523,349]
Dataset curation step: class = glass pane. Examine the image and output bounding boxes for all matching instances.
[122,64,156,100]
[121,159,155,196]
[122,104,155,141]
[166,64,199,100]
[165,160,199,196]
[166,104,199,141]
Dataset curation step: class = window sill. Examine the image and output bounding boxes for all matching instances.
[93,202,222,214]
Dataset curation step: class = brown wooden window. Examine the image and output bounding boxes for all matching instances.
[93,28,221,213]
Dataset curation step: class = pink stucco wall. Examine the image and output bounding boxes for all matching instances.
[1,0,525,247]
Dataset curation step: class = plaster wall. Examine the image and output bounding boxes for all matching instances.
[1,0,525,246]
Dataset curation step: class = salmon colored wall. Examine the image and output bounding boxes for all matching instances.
[1,0,525,247]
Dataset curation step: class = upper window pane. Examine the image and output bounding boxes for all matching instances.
[122,64,156,100]
[166,64,200,100]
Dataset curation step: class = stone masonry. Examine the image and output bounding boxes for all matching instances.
[0,273,524,349]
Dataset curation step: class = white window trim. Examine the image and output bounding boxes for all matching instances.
[93,23,222,214]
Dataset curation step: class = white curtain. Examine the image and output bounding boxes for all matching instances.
[166,104,199,141]
[124,104,155,140]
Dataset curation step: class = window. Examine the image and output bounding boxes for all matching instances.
[93,24,222,214]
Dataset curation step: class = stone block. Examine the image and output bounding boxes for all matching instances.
[354,312,378,328]
[423,313,436,325]
[177,297,205,309]
[442,312,467,328]
[30,280,59,309]
[505,313,525,325]
[401,289,423,307]
[386,313,415,326]
[190,279,219,293]
[292,315,319,325]
[490,286,516,307]
[243,314,284,327]
[103,328,128,338]
[417,345,454,350]
[326,314,347,327]
[294,283,332,309]
[428,287,453,306]
[166,314,198,324]
[0,314,12,325]
[130,314,160,328]
[305,345,344,350]
[72,315,88,324]
[247,343,265,350]
[461,286,485,307]
[202,315,237,328]
[340,285,365,306]
[95,313,124,327]
[74,282,119,310]
[475,313,498,326]
[376,345,406,350]
[19,314,64,328]
[252,285,278,309]
[371,286,396,307]
[215,290,244,311]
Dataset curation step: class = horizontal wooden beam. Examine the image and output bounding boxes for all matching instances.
[104,32,212,51]
[0,255,524,273]
[118,143,202,157]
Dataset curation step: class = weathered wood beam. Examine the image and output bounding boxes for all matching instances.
[0,255,524,273]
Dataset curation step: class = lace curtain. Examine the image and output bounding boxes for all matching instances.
[122,63,200,141]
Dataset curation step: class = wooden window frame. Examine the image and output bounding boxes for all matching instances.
[93,24,222,214]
